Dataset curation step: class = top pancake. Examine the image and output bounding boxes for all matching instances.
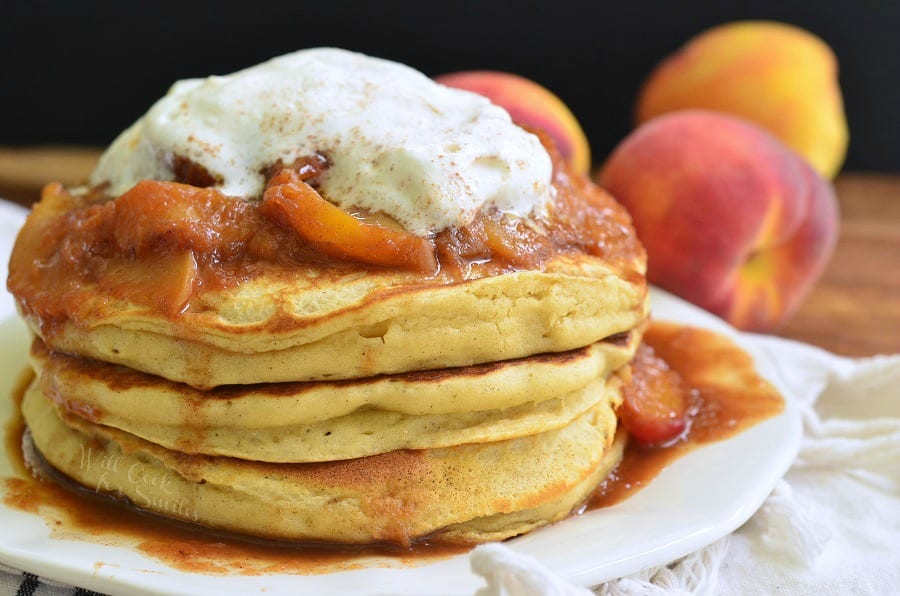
[15,248,647,388]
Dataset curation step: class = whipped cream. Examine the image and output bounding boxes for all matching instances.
[90,48,554,234]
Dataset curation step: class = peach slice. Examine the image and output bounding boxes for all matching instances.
[620,343,689,446]
[262,169,437,272]
[102,251,199,317]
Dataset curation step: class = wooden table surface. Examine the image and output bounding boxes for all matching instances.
[1,146,898,357]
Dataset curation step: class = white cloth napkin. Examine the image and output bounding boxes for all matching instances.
[472,336,900,596]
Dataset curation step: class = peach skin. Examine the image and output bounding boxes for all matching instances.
[599,111,839,332]
[636,21,848,179]
[435,71,591,175]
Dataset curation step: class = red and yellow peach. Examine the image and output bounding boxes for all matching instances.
[599,111,839,332]
[435,71,591,175]
[635,21,848,179]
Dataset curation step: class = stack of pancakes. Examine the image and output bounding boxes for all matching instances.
[15,230,648,544]
[10,47,649,547]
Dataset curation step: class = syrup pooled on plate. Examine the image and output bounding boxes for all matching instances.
[590,321,784,508]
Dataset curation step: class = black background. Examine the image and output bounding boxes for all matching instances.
[2,0,898,171]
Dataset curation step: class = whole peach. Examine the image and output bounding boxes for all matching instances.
[636,21,848,179]
[435,71,591,175]
[599,111,839,332]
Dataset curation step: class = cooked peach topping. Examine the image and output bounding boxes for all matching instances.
[261,169,438,273]
[8,135,644,330]
[619,344,690,446]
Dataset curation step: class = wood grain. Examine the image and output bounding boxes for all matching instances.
[779,174,900,356]
[0,147,897,356]
[0,147,102,204]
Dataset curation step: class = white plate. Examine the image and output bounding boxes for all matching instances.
[0,200,802,595]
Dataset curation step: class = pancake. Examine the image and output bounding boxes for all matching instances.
[12,241,647,388]
[23,380,625,545]
[31,330,639,462]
